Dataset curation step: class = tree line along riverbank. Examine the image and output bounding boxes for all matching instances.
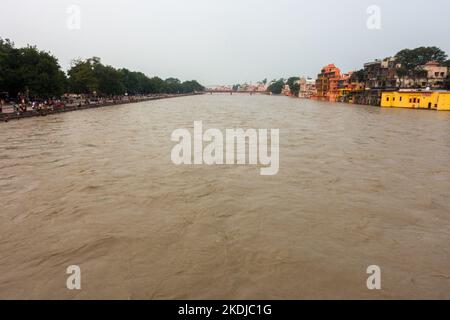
[0,38,205,103]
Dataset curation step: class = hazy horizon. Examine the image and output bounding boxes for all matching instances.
[1,0,450,86]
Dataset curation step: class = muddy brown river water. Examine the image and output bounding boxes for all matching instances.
[0,94,449,299]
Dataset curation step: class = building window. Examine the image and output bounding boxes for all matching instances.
[386,97,389,101]
[400,97,402,101]
[393,97,395,101]
[418,99,420,103]
[409,98,412,103]
[413,98,417,103]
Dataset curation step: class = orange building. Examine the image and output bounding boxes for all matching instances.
[314,64,342,101]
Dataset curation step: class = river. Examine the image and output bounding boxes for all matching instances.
[1,94,449,299]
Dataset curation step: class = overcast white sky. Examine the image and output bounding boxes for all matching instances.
[1,0,450,86]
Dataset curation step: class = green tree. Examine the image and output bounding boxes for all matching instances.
[287,77,300,96]
[68,57,125,96]
[96,64,125,96]
[180,80,204,93]
[0,39,21,97]
[267,79,285,94]
[395,66,410,88]
[395,47,448,70]
[0,38,67,98]
[148,76,166,93]
[119,68,145,95]
[18,46,67,98]
[164,78,182,93]
[350,69,365,83]
[2,38,205,99]
[394,47,448,88]
[68,57,101,94]
[444,60,450,89]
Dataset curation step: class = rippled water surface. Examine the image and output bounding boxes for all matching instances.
[1,94,450,299]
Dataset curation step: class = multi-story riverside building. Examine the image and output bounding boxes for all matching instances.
[363,57,401,89]
[298,77,316,98]
[315,64,341,101]
[415,61,448,89]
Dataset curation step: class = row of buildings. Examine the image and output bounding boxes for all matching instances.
[233,83,268,92]
[208,83,268,93]
[293,58,450,111]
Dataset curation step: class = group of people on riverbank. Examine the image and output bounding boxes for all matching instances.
[0,93,202,122]
[1,97,71,116]
[1,95,144,115]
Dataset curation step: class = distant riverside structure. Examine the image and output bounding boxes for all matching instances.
[206,83,268,94]
[238,83,267,92]
[281,84,292,96]
[202,49,449,111]
[308,55,449,110]
[207,83,267,92]
[298,77,316,98]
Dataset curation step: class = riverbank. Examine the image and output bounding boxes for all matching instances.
[0,93,204,122]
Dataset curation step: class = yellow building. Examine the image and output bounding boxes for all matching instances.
[381,91,450,111]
